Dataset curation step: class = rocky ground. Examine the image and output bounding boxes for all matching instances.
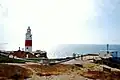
[0,59,120,80]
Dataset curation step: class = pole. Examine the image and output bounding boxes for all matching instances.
[107,44,109,54]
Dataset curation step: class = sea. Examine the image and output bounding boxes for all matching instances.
[48,44,120,58]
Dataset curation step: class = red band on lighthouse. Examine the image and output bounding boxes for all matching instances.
[25,40,32,46]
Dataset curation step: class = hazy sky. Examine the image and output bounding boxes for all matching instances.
[0,0,120,51]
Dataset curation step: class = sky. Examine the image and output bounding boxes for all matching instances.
[0,0,120,51]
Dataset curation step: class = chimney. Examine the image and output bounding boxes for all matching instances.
[22,48,24,51]
[19,47,20,51]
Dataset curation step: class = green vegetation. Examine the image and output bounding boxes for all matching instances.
[0,55,40,63]
[0,55,25,63]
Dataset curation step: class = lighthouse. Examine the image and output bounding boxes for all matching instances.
[25,26,32,52]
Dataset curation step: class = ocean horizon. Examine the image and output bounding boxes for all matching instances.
[48,44,120,58]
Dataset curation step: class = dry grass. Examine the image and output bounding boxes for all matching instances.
[25,63,104,79]
[1,62,120,80]
[0,64,33,79]
[25,64,74,76]
[78,63,120,80]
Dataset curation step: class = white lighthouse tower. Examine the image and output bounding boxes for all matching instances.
[25,26,32,52]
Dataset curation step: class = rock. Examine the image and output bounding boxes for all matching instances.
[0,64,33,79]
